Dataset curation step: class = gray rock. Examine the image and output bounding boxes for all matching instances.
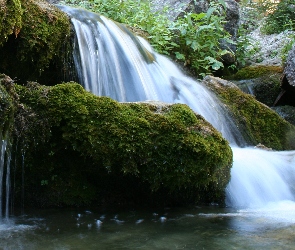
[284,43,295,87]
[272,105,295,126]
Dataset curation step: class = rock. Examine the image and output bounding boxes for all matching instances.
[272,105,295,126]
[283,43,295,87]
[246,29,295,66]
[254,143,272,151]
[274,43,295,107]
[9,81,233,207]
[202,75,295,150]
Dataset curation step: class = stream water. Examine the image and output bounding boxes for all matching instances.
[1,5,295,249]
[1,204,295,249]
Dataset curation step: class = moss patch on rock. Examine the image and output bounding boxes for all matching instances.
[203,76,295,150]
[227,65,283,81]
[10,81,233,207]
[0,74,17,138]
[0,0,22,46]
[0,0,71,84]
[233,73,282,107]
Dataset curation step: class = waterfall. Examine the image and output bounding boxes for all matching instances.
[57,5,244,146]
[57,5,295,209]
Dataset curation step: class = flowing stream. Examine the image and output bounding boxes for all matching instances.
[0,5,295,249]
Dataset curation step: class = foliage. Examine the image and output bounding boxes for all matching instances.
[12,81,232,207]
[235,25,260,68]
[170,0,234,76]
[59,0,232,77]
[261,0,295,35]
[203,76,295,150]
[59,0,174,55]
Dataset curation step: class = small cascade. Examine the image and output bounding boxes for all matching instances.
[226,147,295,208]
[0,135,11,221]
[57,5,295,209]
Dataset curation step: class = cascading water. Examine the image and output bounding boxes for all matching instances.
[0,135,11,221]
[57,5,295,212]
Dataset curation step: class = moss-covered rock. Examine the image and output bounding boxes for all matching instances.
[233,73,282,107]
[227,65,283,81]
[0,0,72,84]
[0,0,22,46]
[0,74,17,138]
[9,81,232,207]
[203,76,295,150]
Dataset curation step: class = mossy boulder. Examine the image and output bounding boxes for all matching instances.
[225,66,283,107]
[0,0,22,46]
[0,0,71,84]
[0,74,17,138]
[8,81,232,207]
[233,73,282,107]
[227,65,283,81]
[203,76,295,150]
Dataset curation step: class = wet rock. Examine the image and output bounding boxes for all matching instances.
[203,75,295,150]
[272,105,295,126]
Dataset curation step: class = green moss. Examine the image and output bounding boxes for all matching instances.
[203,76,295,150]
[0,0,22,46]
[252,74,282,107]
[14,82,232,207]
[0,74,16,138]
[18,0,71,71]
[228,65,283,80]
[0,0,72,83]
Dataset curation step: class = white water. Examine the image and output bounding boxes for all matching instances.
[0,136,10,221]
[226,147,295,208]
[58,5,295,220]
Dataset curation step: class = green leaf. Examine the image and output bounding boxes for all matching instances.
[206,7,216,19]
[191,12,206,21]
[175,52,186,60]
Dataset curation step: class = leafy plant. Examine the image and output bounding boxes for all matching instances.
[170,1,234,76]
